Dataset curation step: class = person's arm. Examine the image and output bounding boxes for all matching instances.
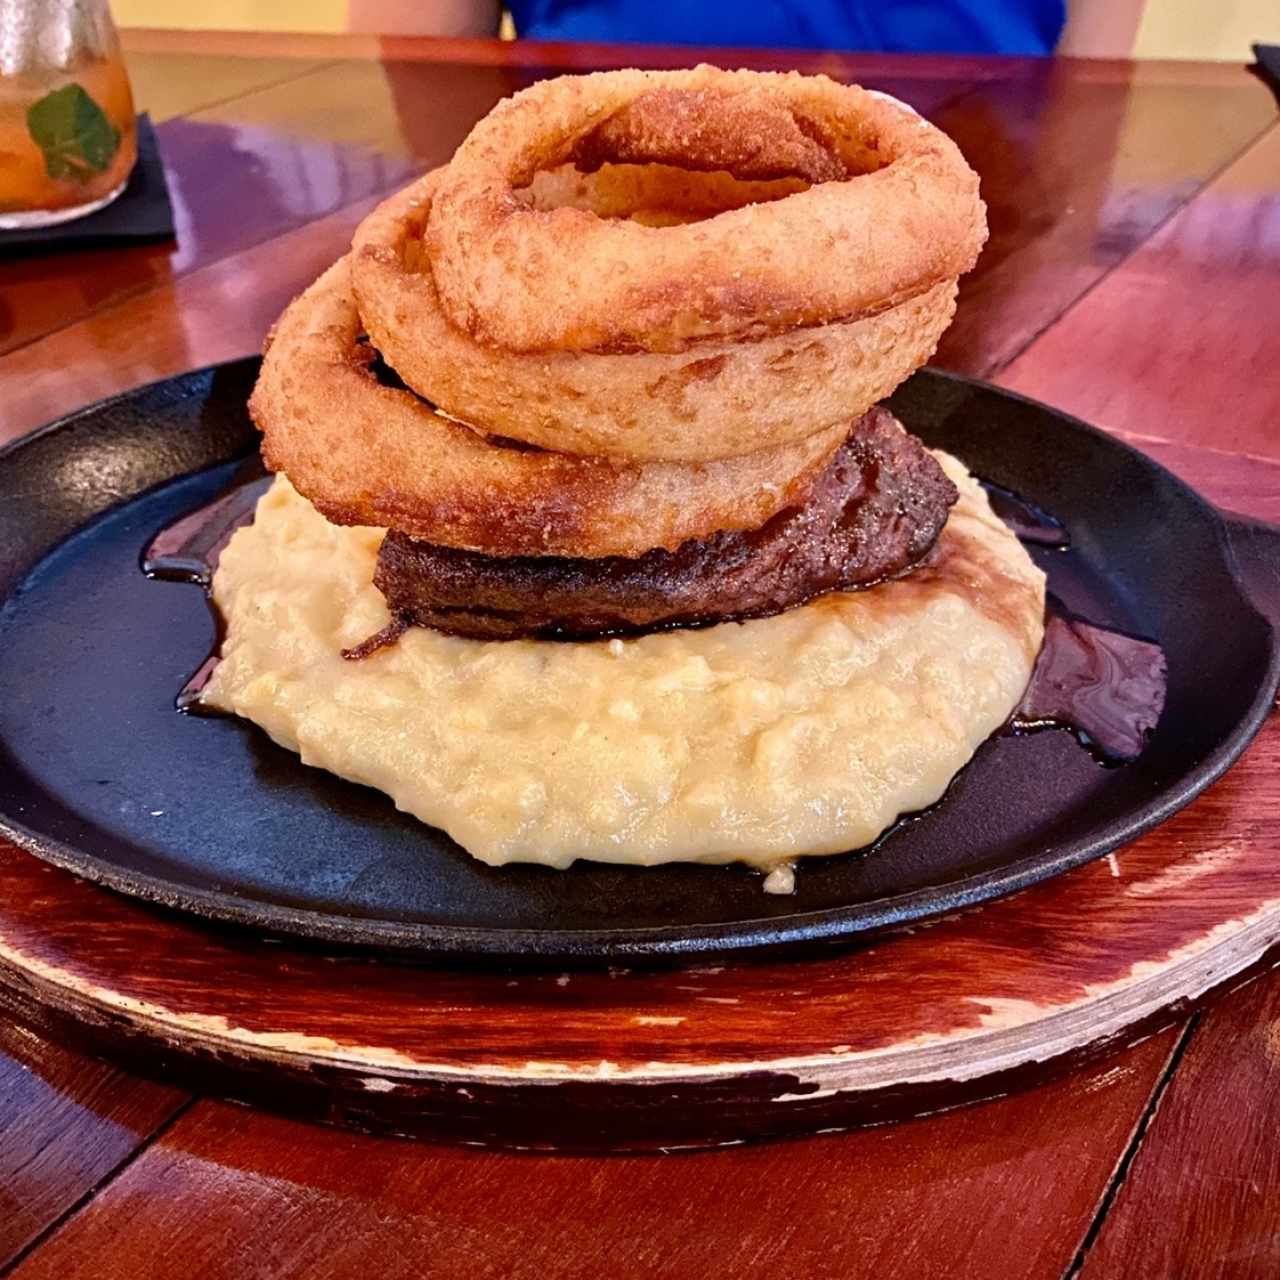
[347,0,502,38]
[1057,0,1145,56]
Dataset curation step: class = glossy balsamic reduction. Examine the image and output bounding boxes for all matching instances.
[974,478,1165,762]
[980,480,1071,549]
[143,465,1166,763]
[142,458,269,711]
[1010,602,1167,763]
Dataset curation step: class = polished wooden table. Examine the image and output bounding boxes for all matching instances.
[2,33,1278,1279]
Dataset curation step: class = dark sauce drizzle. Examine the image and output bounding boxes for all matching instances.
[973,480,1166,764]
[143,465,1167,764]
[1009,600,1166,764]
[141,457,269,713]
[980,479,1071,549]
[143,456,269,589]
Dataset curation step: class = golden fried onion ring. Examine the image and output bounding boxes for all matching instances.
[251,258,853,558]
[428,65,986,354]
[352,173,957,463]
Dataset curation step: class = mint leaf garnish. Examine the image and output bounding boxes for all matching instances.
[26,83,121,183]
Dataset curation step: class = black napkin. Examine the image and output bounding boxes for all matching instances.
[0,114,174,256]
[1252,44,1280,103]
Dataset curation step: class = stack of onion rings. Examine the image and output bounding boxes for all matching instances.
[252,259,851,558]
[252,65,986,571]
[351,174,958,463]
[225,68,1013,877]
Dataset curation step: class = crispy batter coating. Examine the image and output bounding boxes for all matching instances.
[428,66,987,353]
[351,173,957,462]
[569,86,849,182]
[250,258,853,558]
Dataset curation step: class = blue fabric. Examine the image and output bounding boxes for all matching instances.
[508,0,1066,56]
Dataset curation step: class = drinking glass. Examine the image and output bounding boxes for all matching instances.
[0,0,137,229]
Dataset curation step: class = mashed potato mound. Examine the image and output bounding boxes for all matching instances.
[203,455,1045,869]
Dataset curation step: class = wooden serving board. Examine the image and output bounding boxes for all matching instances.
[1,701,1277,1151]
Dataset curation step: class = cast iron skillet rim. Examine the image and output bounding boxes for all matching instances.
[0,362,1276,962]
[0,367,207,463]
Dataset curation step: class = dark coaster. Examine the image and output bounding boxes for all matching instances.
[0,114,174,256]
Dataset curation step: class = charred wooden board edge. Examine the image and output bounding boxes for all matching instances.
[1,898,1278,1149]
[2,938,1274,1153]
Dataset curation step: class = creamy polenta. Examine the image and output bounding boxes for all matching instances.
[203,455,1045,869]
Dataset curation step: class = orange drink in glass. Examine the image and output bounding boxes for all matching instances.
[0,0,137,229]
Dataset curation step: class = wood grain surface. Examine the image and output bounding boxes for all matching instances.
[934,60,1278,378]
[0,34,1277,1278]
[5,1032,1181,1280]
[122,51,333,122]
[0,1022,187,1271]
[1000,125,1280,462]
[1081,973,1280,1279]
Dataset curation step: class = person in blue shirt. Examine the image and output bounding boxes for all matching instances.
[429,1,1067,56]
[507,1,1065,56]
